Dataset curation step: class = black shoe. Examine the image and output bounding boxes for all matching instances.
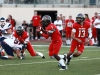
[67,57,71,65]
[42,56,45,59]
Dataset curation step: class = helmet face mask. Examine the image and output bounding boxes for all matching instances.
[76,13,85,24]
[41,15,51,27]
[15,25,24,35]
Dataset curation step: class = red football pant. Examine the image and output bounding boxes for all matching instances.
[70,40,84,53]
[26,42,36,56]
[48,40,62,56]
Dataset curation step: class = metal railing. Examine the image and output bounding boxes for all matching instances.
[0,0,100,7]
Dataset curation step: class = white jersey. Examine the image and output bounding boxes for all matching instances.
[4,36,23,50]
[0,22,12,38]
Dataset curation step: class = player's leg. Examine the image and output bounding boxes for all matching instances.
[71,42,84,58]
[27,42,45,58]
[53,40,67,70]
[0,41,14,59]
[26,42,36,56]
[48,42,54,59]
[0,37,6,56]
[66,40,77,65]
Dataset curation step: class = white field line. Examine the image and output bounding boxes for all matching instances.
[0,57,100,67]
[32,45,99,48]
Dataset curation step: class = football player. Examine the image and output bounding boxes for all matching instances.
[0,36,23,59]
[13,25,45,59]
[36,15,67,70]
[64,13,92,65]
[0,17,12,56]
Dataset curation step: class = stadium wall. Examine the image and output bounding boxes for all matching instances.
[0,7,100,25]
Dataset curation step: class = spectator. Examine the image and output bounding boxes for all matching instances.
[28,20,33,40]
[54,15,63,37]
[6,19,9,23]
[32,11,41,40]
[59,14,63,20]
[93,13,100,47]
[7,15,16,30]
[91,12,98,45]
[22,20,28,31]
[65,15,74,45]
[84,14,91,23]
[84,14,93,46]
[62,16,66,38]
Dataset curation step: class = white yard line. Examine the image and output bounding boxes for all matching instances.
[32,45,99,48]
[0,57,100,67]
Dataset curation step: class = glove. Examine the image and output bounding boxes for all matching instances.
[22,43,27,50]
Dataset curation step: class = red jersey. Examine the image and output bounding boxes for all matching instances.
[92,16,98,24]
[73,21,90,42]
[84,18,91,23]
[32,15,41,26]
[9,19,16,30]
[42,23,62,41]
[13,30,29,43]
[65,19,74,31]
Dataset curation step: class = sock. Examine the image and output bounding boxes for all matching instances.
[69,40,71,45]
[70,54,73,58]
[66,40,68,44]
[59,59,66,66]
[1,56,8,59]
[0,47,3,52]
[68,40,70,45]
[36,52,44,57]
[50,56,54,59]
[58,55,64,59]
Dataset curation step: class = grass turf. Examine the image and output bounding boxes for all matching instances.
[0,46,100,75]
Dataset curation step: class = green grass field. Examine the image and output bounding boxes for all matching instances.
[0,45,100,75]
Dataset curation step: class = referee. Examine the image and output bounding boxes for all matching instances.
[94,13,100,47]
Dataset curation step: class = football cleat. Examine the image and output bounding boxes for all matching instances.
[42,56,45,59]
[67,57,71,65]
[0,56,8,59]
[20,53,25,59]
[59,66,68,70]
[58,63,62,67]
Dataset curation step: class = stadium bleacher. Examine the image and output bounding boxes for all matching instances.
[0,0,100,7]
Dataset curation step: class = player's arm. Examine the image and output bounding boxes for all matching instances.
[88,28,92,40]
[71,29,82,43]
[36,26,50,39]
